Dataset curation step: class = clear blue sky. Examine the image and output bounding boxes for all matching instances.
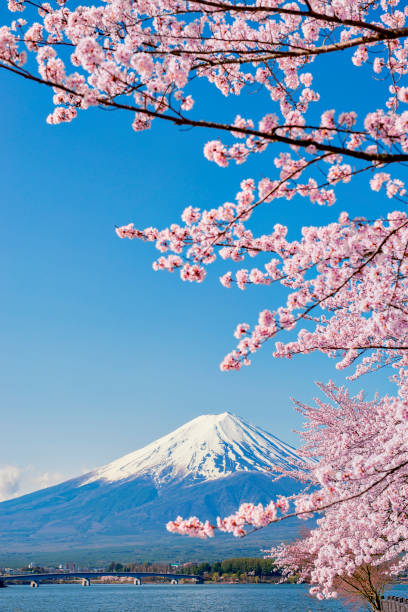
[0,11,397,495]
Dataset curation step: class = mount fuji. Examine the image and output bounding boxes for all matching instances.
[0,413,308,559]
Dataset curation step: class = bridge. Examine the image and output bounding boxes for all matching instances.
[1,571,203,587]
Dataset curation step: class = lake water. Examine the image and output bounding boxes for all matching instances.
[2,583,408,612]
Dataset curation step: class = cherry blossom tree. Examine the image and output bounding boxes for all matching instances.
[269,532,394,610]
[3,0,408,602]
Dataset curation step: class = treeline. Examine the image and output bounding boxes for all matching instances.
[105,557,281,581]
[184,558,280,577]
[107,561,173,573]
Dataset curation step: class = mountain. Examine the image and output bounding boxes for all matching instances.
[83,411,302,485]
[0,412,308,560]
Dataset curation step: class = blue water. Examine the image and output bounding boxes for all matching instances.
[2,583,408,611]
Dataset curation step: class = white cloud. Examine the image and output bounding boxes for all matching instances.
[0,465,22,501]
[34,471,66,491]
[0,465,82,502]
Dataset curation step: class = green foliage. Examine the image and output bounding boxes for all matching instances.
[105,556,281,582]
[107,560,174,574]
[185,557,280,578]
[107,562,124,572]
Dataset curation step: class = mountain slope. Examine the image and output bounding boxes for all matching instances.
[0,412,307,556]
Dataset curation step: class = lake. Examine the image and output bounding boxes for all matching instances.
[2,583,408,611]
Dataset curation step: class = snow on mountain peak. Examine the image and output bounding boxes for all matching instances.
[82,412,302,487]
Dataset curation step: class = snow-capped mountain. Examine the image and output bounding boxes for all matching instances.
[0,412,307,557]
[83,412,302,486]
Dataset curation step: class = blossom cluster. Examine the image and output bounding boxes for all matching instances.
[118,193,408,378]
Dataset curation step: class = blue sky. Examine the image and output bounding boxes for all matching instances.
[0,12,398,498]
